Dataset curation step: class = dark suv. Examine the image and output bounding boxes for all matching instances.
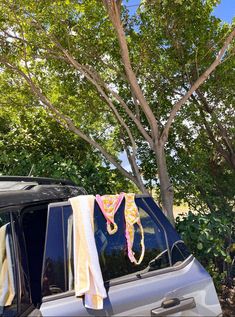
[0,176,222,317]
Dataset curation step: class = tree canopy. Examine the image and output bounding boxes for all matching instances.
[0,94,135,194]
[0,0,234,222]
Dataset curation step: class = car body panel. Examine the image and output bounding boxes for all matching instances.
[40,258,221,316]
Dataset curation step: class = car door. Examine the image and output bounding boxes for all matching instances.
[39,196,222,317]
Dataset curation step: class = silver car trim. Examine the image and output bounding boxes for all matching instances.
[42,255,194,303]
[109,254,194,286]
[47,195,151,208]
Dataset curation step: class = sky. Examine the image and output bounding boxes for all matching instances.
[124,0,235,23]
[212,0,235,23]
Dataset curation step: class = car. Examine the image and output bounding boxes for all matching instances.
[0,176,222,316]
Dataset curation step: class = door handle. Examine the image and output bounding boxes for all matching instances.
[161,298,180,309]
[151,297,196,316]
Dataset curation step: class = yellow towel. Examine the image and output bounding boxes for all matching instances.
[69,195,107,310]
[0,223,15,308]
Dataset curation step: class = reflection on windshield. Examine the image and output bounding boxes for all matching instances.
[67,214,74,291]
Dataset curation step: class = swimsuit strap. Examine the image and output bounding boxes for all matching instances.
[123,193,145,265]
[125,220,145,265]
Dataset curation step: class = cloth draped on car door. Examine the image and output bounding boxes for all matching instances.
[96,193,145,265]
[0,223,15,309]
[69,195,107,310]
[95,193,124,235]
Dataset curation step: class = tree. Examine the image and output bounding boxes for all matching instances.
[169,118,235,213]
[0,0,234,224]
[136,1,235,212]
[0,73,135,193]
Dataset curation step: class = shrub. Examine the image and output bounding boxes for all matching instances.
[176,211,235,291]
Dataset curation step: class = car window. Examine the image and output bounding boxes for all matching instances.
[137,197,191,265]
[171,240,191,266]
[12,212,31,314]
[42,197,192,297]
[63,205,74,291]
[43,198,175,296]
[42,204,75,296]
[0,212,17,317]
[42,207,65,296]
[94,200,170,280]
[21,206,48,306]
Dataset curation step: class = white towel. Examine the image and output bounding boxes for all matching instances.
[69,195,107,309]
[0,223,15,308]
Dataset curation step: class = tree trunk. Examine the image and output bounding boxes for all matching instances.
[155,144,175,226]
[136,179,149,195]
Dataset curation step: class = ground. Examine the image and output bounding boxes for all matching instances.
[220,284,235,317]
[173,203,189,218]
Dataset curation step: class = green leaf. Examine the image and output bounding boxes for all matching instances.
[197,242,203,250]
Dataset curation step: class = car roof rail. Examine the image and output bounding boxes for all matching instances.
[0,176,77,186]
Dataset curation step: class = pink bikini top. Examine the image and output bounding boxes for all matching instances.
[95,193,124,234]
[95,193,145,265]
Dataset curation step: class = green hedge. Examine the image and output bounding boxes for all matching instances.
[176,211,235,291]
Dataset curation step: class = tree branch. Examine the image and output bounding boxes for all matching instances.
[1,13,148,189]
[103,0,159,143]
[38,29,154,147]
[199,108,233,166]
[1,30,28,44]
[18,16,154,149]
[191,94,235,170]
[161,27,235,144]
[196,88,235,156]
[0,57,143,187]
[123,142,148,194]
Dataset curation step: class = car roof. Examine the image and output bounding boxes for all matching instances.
[0,176,87,209]
[0,181,39,191]
[0,176,77,187]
